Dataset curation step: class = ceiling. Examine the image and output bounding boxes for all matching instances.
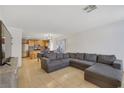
[1,5,124,38]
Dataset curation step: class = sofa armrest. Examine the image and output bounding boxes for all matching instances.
[41,57,50,72]
[113,59,123,71]
[42,57,50,64]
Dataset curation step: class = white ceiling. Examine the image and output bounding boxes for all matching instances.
[1,5,124,38]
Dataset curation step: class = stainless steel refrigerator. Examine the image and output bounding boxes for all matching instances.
[22,44,29,57]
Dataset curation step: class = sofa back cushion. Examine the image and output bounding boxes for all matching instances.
[68,53,76,58]
[63,53,69,59]
[97,55,116,65]
[84,53,97,62]
[45,53,51,58]
[47,53,57,60]
[56,53,63,59]
[76,53,84,60]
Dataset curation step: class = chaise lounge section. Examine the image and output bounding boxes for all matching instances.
[84,63,123,88]
[84,55,123,88]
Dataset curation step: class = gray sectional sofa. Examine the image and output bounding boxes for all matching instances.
[40,52,123,88]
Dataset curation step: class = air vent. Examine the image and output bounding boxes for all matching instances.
[83,5,97,13]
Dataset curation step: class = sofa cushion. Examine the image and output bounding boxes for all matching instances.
[63,53,69,58]
[98,55,116,65]
[44,53,49,58]
[61,59,70,63]
[56,53,63,59]
[84,53,97,62]
[68,53,76,58]
[48,60,69,67]
[70,58,95,67]
[47,53,57,60]
[75,53,84,60]
[85,63,122,83]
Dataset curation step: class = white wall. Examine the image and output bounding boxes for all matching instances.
[0,8,4,21]
[0,11,2,19]
[0,9,23,67]
[8,27,22,67]
[66,20,124,68]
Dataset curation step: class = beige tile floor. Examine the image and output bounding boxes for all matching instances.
[18,58,124,88]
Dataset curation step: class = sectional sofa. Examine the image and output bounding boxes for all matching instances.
[40,53,123,88]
